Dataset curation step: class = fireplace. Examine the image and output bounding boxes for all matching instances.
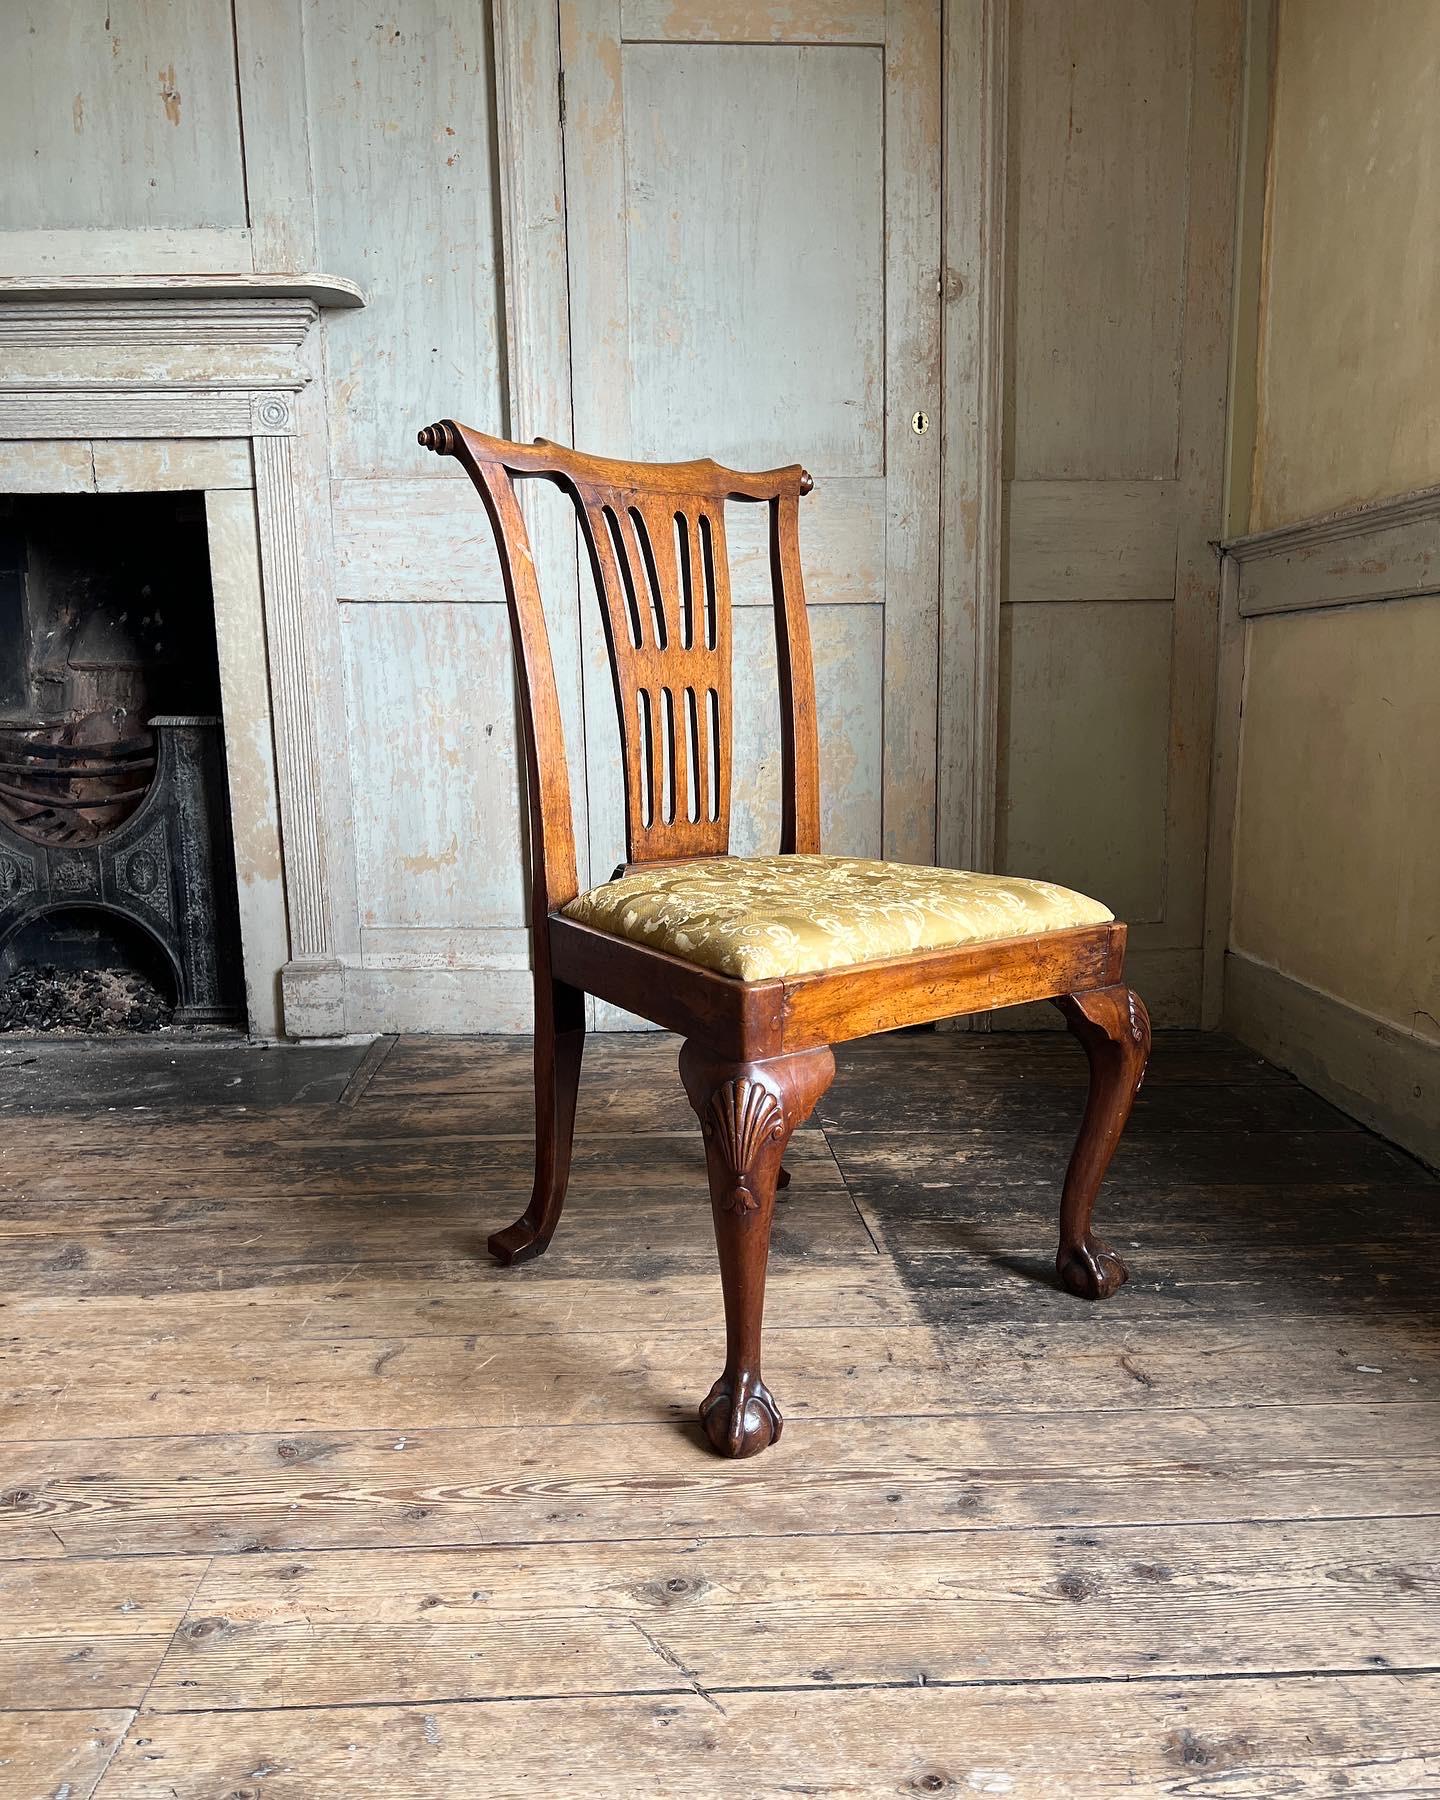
[0,272,366,1038]
[0,492,244,1029]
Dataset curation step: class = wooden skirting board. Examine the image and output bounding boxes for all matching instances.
[1224,951,1439,1170]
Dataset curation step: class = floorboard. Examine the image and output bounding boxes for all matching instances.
[0,1027,1436,1797]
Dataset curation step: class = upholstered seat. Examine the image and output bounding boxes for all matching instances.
[561,854,1113,982]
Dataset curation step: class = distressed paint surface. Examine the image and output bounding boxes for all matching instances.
[206,486,290,1039]
[341,603,527,931]
[565,0,939,904]
[0,439,97,492]
[296,0,516,1011]
[1250,0,1440,529]
[1010,0,1191,483]
[622,41,885,473]
[1006,480,1177,603]
[332,476,508,606]
[728,603,884,861]
[0,0,247,232]
[306,0,505,479]
[999,0,1239,1027]
[621,0,886,38]
[1233,599,1440,1043]
[687,475,884,607]
[94,438,253,493]
[997,600,1172,923]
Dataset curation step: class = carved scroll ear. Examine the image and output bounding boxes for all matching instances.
[417,420,458,455]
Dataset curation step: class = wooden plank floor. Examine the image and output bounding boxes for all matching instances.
[1,1027,1438,1797]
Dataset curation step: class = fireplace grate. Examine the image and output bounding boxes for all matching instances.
[0,729,158,846]
[0,717,244,1027]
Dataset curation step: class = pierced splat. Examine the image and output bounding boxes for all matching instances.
[580,491,735,858]
[416,422,821,881]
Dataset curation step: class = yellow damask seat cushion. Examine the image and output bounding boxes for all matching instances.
[560,854,1113,982]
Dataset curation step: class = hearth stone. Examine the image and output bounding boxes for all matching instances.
[0,716,243,1026]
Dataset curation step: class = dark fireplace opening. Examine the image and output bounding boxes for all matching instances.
[0,491,245,1034]
[0,907,176,1033]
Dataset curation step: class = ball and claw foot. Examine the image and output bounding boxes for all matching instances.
[1057,1233,1130,1300]
[699,1371,783,1458]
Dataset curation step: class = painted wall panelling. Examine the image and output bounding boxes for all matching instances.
[1202,0,1274,1026]
[997,0,1241,1025]
[3,0,1244,1038]
[0,0,319,278]
[341,602,528,931]
[1215,508,1440,1166]
[937,0,1008,886]
[999,600,1173,923]
[558,0,942,963]
[306,0,505,481]
[1208,0,1440,1168]
[0,0,552,1033]
[1232,598,1439,1032]
[313,0,546,1025]
[0,0,248,235]
[1249,0,1440,529]
[1218,0,1274,542]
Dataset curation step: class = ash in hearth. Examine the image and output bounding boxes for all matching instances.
[0,964,173,1034]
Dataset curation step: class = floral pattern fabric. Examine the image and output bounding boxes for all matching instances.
[560,854,1113,982]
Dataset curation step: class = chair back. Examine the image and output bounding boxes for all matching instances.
[418,422,821,918]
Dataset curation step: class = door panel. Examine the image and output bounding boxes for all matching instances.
[559,0,941,932]
[997,0,1240,1024]
[997,600,1173,922]
[621,42,886,472]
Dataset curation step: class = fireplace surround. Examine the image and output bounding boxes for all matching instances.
[0,273,364,1036]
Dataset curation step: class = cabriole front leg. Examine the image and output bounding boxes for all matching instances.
[1052,984,1151,1299]
[679,1041,835,1457]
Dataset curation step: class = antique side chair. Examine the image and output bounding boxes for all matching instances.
[419,420,1151,1459]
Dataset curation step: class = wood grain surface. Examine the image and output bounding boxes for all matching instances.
[1,1028,1436,1796]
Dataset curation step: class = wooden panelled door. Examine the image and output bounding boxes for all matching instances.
[996,0,1239,1023]
[557,0,943,902]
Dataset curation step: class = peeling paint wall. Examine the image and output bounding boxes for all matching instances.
[997,0,1240,1024]
[1223,0,1440,1161]
[4,1,1250,1036]
[1249,0,1440,532]
[1232,602,1439,1037]
[301,1,521,1006]
[1,1,521,1031]
[1,1,248,232]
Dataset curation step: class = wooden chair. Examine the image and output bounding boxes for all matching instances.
[419,420,1151,1458]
